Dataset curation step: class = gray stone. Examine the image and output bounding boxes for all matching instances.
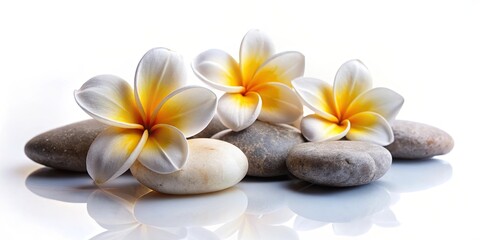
[385,120,454,159]
[25,120,107,172]
[212,121,306,177]
[287,141,392,187]
[190,114,227,138]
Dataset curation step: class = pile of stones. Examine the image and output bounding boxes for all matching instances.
[25,115,454,194]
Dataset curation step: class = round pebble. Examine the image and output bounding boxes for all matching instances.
[24,120,107,172]
[385,120,454,159]
[287,141,392,187]
[130,138,248,195]
[213,121,306,177]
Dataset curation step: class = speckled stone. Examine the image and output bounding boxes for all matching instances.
[24,120,107,172]
[190,114,227,138]
[287,141,392,187]
[213,121,306,177]
[131,138,248,195]
[385,120,454,159]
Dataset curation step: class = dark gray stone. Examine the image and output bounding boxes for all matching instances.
[385,120,454,159]
[287,141,392,187]
[25,120,107,172]
[212,121,306,177]
[190,114,227,138]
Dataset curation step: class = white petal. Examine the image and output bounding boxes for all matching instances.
[240,29,275,82]
[292,77,338,122]
[74,75,143,129]
[153,86,217,137]
[346,111,394,146]
[300,114,350,142]
[217,92,262,131]
[87,128,148,184]
[134,48,187,119]
[192,49,244,93]
[345,87,404,122]
[254,82,303,123]
[333,59,372,116]
[137,124,188,174]
[248,51,305,89]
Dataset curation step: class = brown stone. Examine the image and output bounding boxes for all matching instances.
[24,120,107,172]
[287,141,392,187]
[213,121,306,177]
[385,120,454,159]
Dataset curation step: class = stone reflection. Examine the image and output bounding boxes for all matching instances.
[214,177,299,240]
[25,158,452,238]
[25,168,96,203]
[378,158,453,193]
[89,182,247,239]
[88,189,189,240]
[285,158,452,236]
[287,181,398,236]
[134,188,247,228]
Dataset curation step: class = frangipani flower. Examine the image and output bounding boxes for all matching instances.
[74,48,217,184]
[292,60,404,146]
[192,29,304,131]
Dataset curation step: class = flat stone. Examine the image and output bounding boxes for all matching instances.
[24,120,107,172]
[287,141,392,187]
[190,114,227,138]
[385,120,454,159]
[213,121,306,177]
[130,138,248,195]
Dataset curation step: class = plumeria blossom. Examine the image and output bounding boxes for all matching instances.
[192,29,305,131]
[292,60,404,146]
[74,48,217,184]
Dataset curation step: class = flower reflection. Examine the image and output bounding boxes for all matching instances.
[87,188,189,240]
[25,159,452,238]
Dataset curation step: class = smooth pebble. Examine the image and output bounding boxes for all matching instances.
[213,121,306,177]
[131,138,248,194]
[287,141,392,187]
[24,120,107,172]
[385,120,454,159]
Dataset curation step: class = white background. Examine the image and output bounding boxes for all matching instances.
[1,0,478,239]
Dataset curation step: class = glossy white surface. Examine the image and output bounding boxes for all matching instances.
[1,0,478,239]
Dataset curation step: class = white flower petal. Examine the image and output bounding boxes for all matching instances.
[217,92,262,131]
[333,60,373,116]
[87,127,148,184]
[346,111,394,146]
[134,48,186,119]
[74,75,143,129]
[192,49,244,93]
[254,82,303,123]
[345,87,404,122]
[300,114,350,142]
[153,86,217,137]
[137,124,188,174]
[240,29,275,82]
[248,51,305,89]
[292,77,338,122]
